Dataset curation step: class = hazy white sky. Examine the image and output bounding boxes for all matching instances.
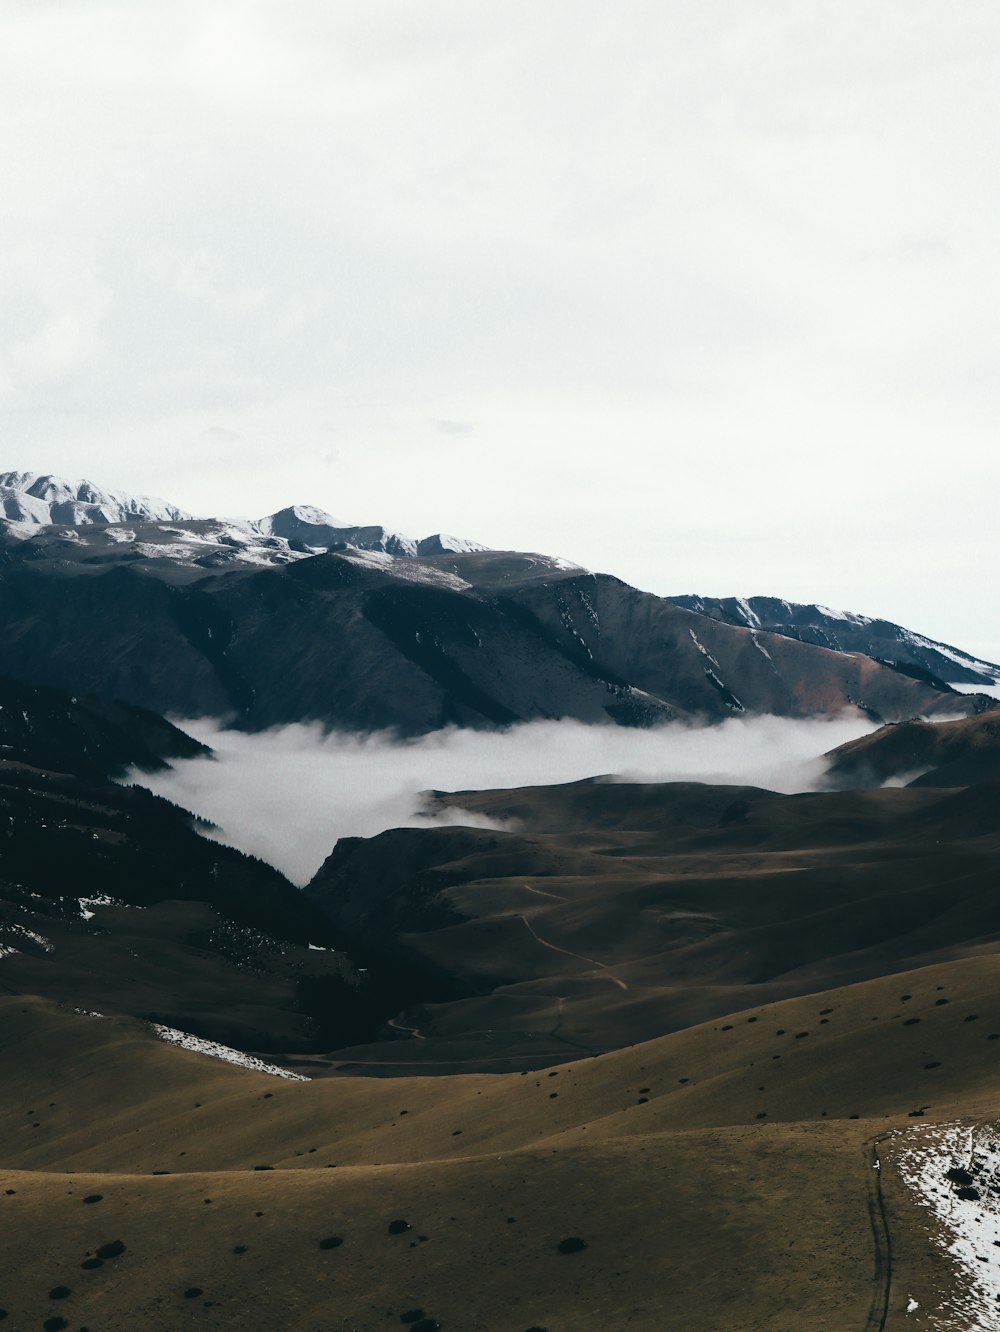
[2,2,998,654]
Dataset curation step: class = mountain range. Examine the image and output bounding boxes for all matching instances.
[0,470,994,734]
[0,471,487,567]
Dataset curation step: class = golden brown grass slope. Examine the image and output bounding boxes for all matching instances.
[4,944,1000,1331]
[308,778,1000,1073]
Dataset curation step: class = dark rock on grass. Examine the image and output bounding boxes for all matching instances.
[411,1321,441,1332]
[400,1311,426,1324]
[253,1165,274,1171]
[81,1258,103,1270]
[319,1236,343,1250]
[935,998,950,1006]
[947,1167,976,1187]
[925,1061,943,1069]
[49,1286,72,1299]
[965,1014,980,1022]
[95,1240,126,1260]
[233,1245,249,1255]
[183,1287,204,1299]
[82,1195,102,1204]
[557,1236,587,1254]
[903,1018,921,1026]
[43,1319,69,1332]
[387,1219,412,1235]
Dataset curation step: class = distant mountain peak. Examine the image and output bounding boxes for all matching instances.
[0,469,489,564]
[0,470,192,527]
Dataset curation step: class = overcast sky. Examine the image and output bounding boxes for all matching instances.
[2,2,998,656]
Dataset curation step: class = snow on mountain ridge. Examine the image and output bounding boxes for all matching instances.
[0,471,192,526]
[669,593,1000,688]
[0,470,488,561]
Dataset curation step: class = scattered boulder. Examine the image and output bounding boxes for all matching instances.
[388,1219,412,1235]
[557,1236,587,1254]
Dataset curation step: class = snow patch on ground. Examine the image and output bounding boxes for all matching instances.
[895,1120,1000,1329]
[150,1023,310,1080]
[816,603,873,626]
[688,629,721,668]
[750,632,773,662]
[342,547,471,591]
[79,894,144,917]
[5,923,54,952]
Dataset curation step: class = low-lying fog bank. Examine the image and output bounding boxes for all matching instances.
[131,713,876,885]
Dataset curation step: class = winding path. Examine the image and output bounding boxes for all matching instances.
[864,1134,893,1332]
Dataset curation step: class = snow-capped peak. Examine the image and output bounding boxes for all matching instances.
[0,471,192,527]
[0,470,490,567]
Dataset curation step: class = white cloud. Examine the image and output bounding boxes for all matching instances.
[132,712,876,885]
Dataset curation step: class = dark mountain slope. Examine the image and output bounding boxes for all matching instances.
[0,547,980,733]
[0,676,357,1051]
[446,558,974,722]
[0,672,207,777]
[670,593,1000,688]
